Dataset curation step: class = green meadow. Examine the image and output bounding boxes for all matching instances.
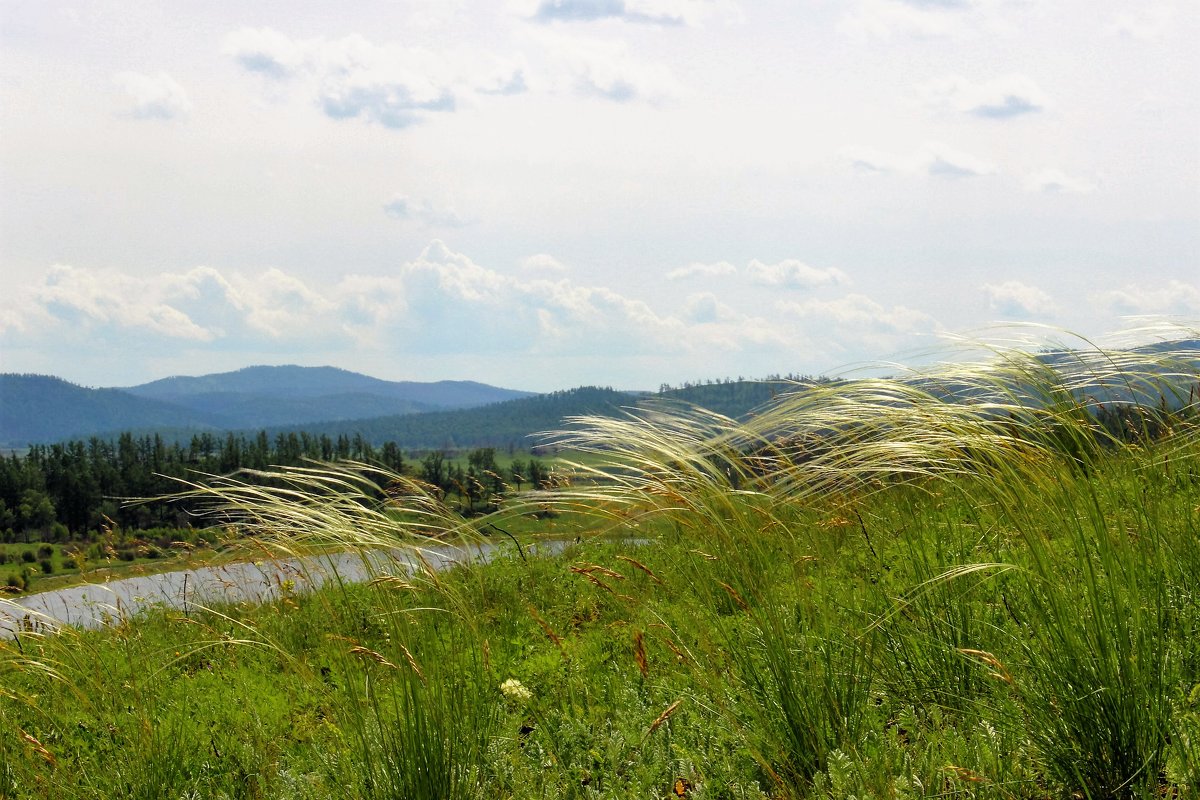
[2,342,1199,799]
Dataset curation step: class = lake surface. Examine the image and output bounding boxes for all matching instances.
[1,539,549,634]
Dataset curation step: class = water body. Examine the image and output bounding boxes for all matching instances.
[1,539,553,634]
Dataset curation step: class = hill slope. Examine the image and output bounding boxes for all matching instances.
[2,366,534,446]
[125,366,530,410]
[0,375,221,447]
[270,386,639,451]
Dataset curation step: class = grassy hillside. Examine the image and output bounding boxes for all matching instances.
[2,340,1198,799]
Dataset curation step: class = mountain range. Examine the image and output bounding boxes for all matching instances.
[0,366,532,448]
[3,340,1195,451]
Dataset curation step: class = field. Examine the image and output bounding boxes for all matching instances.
[1,346,1198,799]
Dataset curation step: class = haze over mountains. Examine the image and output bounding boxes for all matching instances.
[0,366,532,448]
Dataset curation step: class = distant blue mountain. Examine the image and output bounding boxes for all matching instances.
[0,366,533,447]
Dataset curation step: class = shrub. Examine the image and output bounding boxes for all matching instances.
[39,558,53,574]
[37,544,53,558]
[21,550,35,564]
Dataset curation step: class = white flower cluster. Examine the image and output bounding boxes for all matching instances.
[500,678,532,702]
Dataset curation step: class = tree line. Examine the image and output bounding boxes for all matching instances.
[0,430,549,543]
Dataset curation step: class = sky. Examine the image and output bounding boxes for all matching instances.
[1,0,1197,392]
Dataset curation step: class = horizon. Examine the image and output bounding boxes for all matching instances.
[1,1,1197,393]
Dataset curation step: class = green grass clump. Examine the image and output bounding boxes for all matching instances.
[1,328,1198,798]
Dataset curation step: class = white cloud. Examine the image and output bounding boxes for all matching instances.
[9,245,851,376]
[841,141,997,178]
[383,195,472,227]
[225,28,523,128]
[223,27,310,79]
[982,280,1058,318]
[777,293,938,355]
[666,259,848,288]
[528,0,731,26]
[521,254,571,274]
[1024,168,1096,194]
[682,291,736,323]
[746,259,850,289]
[113,71,192,120]
[1091,280,1200,317]
[922,142,998,177]
[34,264,214,341]
[666,261,737,280]
[921,74,1049,118]
[537,33,683,103]
[780,293,932,332]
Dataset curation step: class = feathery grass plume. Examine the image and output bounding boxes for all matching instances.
[544,324,1198,793]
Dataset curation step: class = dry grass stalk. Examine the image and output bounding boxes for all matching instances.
[398,642,426,684]
[633,630,648,678]
[19,729,54,765]
[369,575,419,592]
[527,605,565,652]
[572,563,626,580]
[718,582,750,612]
[644,699,683,740]
[957,648,1014,685]
[571,567,617,595]
[349,646,397,670]
[944,764,988,784]
[615,555,665,585]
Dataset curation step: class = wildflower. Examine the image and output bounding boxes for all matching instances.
[500,678,532,702]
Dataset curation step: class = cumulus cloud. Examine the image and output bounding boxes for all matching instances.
[666,259,849,288]
[33,265,214,341]
[982,280,1059,318]
[521,254,571,274]
[666,261,737,280]
[11,245,813,366]
[777,293,937,354]
[921,74,1049,118]
[383,195,472,227]
[528,0,732,25]
[1024,169,1096,194]
[536,33,682,103]
[682,291,737,323]
[841,141,997,178]
[223,27,310,79]
[224,28,531,127]
[747,259,850,289]
[1091,280,1200,317]
[113,71,192,120]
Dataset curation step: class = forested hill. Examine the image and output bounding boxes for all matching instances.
[1,367,533,447]
[657,376,842,418]
[0,375,223,447]
[268,386,638,451]
[125,365,529,409]
[261,379,834,452]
